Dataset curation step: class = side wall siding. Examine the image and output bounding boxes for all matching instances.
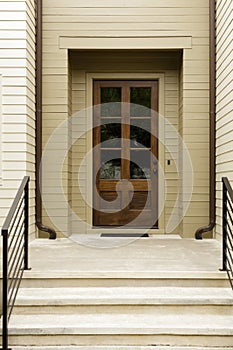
[215,0,233,240]
[0,0,36,237]
[42,0,210,237]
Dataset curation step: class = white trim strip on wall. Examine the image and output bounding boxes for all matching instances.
[60,36,192,50]
[0,74,2,185]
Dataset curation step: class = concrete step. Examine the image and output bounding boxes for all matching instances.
[14,286,233,315]
[21,271,229,288]
[8,313,233,347]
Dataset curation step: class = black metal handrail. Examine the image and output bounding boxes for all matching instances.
[222,177,233,289]
[1,176,30,350]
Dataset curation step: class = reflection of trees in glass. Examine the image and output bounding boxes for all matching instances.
[100,150,121,179]
[100,160,121,179]
[130,87,151,117]
[130,123,151,148]
[130,162,150,179]
[101,88,121,117]
[101,122,121,148]
[130,150,151,179]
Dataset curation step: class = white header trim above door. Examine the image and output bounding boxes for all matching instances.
[60,36,192,50]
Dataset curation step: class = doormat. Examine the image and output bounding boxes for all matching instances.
[100,233,149,238]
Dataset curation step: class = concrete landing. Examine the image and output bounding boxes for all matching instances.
[26,237,222,274]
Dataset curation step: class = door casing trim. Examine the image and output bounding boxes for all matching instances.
[86,72,165,234]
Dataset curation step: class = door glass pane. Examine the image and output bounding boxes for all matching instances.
[100,150,121,179]
[130,150,151,179]
[130,87,151,117]
[130,119,151,148]
[101,120,121,148]
[101,87,121,117]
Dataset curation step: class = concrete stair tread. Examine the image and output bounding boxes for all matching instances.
[16,286,233,305]
[23,270,227,279]
[9,313,233,335]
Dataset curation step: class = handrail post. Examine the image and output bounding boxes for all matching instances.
[2,229,10,350]
[24,179,30,270]
[222,179,227,271]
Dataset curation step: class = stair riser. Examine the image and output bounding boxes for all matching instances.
[13,304,233,315]
[12,347,233,350]
[21,278,230,288]
[8,334,233,347]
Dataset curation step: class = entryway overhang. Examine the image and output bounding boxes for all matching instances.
[59,35,192,50]
[60,35,192,237]
[42,33,195,237]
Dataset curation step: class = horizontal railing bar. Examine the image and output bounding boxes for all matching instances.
[8,217,25,252]
[8,227,24,267]
[226,240,233,254]
[8,268,24,321]
[8,197,25,236]
[225,253,233,273]
[8,233,24,274]
[227,209,233,227]
[226,272,233,287]
[225,262,233,275]
[227,233,233,248]
[227,268,233,280]
[8,204,25,239]
[227,193,233,208]
[8,246,24,285]
[226,247,233,268]
[8,257,24,305]
[225,222,233,242]
[226,269,233,289]
[227,191,233,206]
[226,243,233,261]
[8,269,24,304]
[223,177,233,203]
[227,196,233,216]
[8,218,25,254]
[8,265,24,303]
[226,261,233,272]
[2,176,29,232]
[8,247,24,291]
[225,234,233,253]
[226,235,233,254]
[226,229,233,244]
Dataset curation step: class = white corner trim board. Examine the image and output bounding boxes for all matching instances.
[0,74,2,185]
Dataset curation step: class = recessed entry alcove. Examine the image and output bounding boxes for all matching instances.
[67,50,183,236]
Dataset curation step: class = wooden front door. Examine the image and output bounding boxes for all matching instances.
[93,80,158,227]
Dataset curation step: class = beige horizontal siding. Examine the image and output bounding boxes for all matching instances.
[42,0,210,237]
[0,0,36,238]
[215,0,233,241]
